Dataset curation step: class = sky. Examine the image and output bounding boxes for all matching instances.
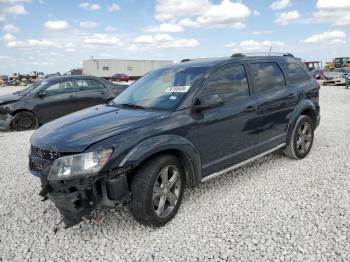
[1,0,350,74]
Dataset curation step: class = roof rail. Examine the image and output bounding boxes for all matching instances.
[231,52,295,58]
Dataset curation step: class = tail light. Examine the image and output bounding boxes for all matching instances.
[316,81,321,92]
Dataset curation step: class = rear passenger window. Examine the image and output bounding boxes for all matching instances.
[76,79,105,91]
[281,62,310,84]
[203,65,249,101]
[250,62,285,94]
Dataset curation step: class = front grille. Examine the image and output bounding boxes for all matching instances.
[30,146,61,160]
[29,146,61,187]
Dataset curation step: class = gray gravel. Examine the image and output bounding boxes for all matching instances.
[0,85,349,261]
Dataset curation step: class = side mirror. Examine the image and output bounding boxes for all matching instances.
[38,91,47,98]
[194,94,224,111]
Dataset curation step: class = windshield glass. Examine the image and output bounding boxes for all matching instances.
[15,80,49,96]
[111,66,209,111]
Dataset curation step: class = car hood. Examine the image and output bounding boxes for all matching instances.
[30,104,167,153]
[0,93,22,105]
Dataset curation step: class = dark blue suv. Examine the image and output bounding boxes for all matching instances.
[29,53,320,227]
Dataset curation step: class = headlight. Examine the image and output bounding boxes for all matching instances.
[48,148,113,181]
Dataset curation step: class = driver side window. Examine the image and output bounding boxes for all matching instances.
[202,65,250,101]
[45,80,75,96]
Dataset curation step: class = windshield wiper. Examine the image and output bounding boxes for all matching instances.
[117,103,146,109]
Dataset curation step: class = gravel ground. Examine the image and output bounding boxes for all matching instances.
[0,85,349,261]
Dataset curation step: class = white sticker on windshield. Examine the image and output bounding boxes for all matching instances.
[165,86,190,93]
[169,96,177,100]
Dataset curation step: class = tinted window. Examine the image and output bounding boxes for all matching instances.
[76,79,105,91]
[281,62,310,84]
[45,80,75,96]
[251,62,285,94]
[203,65,249,100]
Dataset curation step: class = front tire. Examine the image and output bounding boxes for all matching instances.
[11,111,39,131]
[129,155,185,227]
[284,115,314,159]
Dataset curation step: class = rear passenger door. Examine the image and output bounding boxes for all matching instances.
[75,79,110,110]
[195,64,259,177]
[249,61,299,145]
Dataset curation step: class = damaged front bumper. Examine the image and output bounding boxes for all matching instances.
[0,113,13,131]
[29,147,131,227]
[44,174,130,227]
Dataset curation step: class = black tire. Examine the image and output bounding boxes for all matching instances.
[284,115,314,159]
[11,111,39,131]
[129,155,185,227]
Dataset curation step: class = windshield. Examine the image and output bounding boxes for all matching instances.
[111,66,209,111]
[15,80,49,96]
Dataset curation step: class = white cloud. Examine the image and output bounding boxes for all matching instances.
[3,33,15,41]
[108,3,120,12]
[3,4,27,15]
[154,0,251,28]
[302,30,346,45]
[7,39,58,48]
[313,0,350,25]
[274,10,300,25]
[253,10,260,16]
[79,2,101,10]
[83,33,121,46]
[3,24,19,33]
[270,0,291,10]
[145,23,183,33]
[44,20,69,30]
[225,42,236,48]
[79,21,98,29]
[133,33,199,49]
[252,30,273,35]
[155,0,210,21]
[192,0,251,28]
[227,40,284,52]
[105,25,117,32]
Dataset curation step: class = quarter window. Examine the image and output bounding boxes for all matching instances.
[45,80,75,96]
[281,62,310,84]
[250,62,285,94]
[203,65,249,101]
[76,79,105,91]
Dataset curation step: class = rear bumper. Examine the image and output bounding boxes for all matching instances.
[0,114,13,131]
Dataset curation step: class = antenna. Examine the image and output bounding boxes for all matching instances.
[269,46,272,56]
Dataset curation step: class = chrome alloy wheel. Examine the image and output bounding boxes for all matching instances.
[152,165,181,218]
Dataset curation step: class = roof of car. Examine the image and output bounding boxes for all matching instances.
[44,75,101,82]
[163,55,301,70]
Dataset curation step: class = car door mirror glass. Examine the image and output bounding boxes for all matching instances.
[195,94,224,111]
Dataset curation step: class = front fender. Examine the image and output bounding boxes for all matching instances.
[286,100,317,144]
[119,135,202,187]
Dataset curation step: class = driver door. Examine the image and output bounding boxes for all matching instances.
[194,64,259,177]
[34,79,79,123]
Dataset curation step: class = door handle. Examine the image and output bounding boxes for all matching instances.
[287,93,296,98]
[100,91,106,94]
[243,105,256,113]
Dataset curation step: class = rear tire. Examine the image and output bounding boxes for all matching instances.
[284,115,314,159]
[11,111,39,131]
[129,155,185,227]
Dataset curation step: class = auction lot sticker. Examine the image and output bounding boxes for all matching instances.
[165,86,190,93]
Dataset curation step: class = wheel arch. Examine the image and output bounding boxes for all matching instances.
[10,109,39,129]
[286,101,317,144]
[119,135,202,188]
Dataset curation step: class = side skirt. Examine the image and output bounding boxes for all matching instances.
[201,143,286,183]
